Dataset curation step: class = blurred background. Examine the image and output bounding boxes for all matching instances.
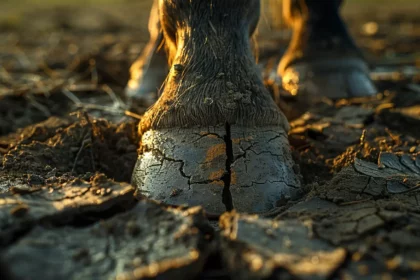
[1,0,419,134]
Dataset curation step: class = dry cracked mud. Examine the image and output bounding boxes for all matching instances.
[1,1,420,279]
[2,201,213,280]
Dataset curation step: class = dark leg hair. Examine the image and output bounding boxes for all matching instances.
[278,0,377,98]
[132,0,300,215]
[140,0,285,132]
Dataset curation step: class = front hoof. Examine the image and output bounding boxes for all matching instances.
[229,126,301,213]
[132,125,301,215]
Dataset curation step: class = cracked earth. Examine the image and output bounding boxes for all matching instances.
[1,1,420,279]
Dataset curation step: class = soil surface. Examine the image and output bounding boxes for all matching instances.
[1,1,420,279]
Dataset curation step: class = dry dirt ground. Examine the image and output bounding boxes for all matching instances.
[0,1,420,279]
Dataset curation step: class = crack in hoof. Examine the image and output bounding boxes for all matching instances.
[222,122,234,211]
[133,126,301,214]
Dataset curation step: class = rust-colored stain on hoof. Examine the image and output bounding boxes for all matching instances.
[132,125,302,215]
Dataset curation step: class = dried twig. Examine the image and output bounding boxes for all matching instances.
[62,89,82,105]
[102,84,126,109]
[71,112,96,174]
[124,110,142,120]
[83,112,96,172]
[71,128,90,174]
[24,94,51,117]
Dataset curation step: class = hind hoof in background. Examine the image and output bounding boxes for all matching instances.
[281,58,377,99]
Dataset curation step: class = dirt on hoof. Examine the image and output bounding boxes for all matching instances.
[133,125,301,215]
[0,1,419,279]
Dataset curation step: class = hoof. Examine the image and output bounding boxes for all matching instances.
[280,58,378,100]
[277,0,378,99]
[124,51,167,107]
[132,0,301,215]
[132,126,301,215]
[229,126,301,213]
[124,0,167,107]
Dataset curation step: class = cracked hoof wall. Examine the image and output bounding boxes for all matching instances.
[132,126,301,215]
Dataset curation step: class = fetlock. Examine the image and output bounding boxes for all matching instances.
[278,0,377,98]
[133,0,301,215]
[280,0,361,72]
[140,0,288,133]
